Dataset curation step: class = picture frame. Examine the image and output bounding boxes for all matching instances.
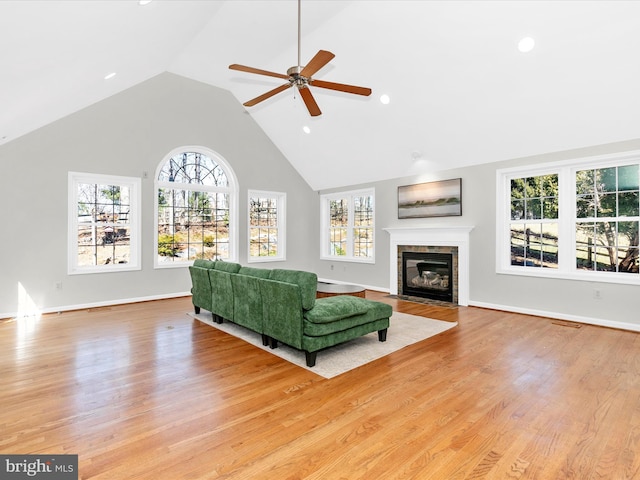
[398,178,462,218]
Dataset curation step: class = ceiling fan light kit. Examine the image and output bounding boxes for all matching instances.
[229,0,371,116]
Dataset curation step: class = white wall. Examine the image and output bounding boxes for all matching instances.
[314,140,640,329]
[0,73,317,317]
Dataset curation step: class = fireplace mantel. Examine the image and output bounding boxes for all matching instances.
[384,226,474,306]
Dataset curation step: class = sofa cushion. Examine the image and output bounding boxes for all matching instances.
[193,259,216,270]
[214,261,241,273]
[303,299,392,337]
[238,266,271,278]
[304,296,370,323]
[269,269,317,311]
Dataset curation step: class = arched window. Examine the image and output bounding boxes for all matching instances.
[155,147,238,267]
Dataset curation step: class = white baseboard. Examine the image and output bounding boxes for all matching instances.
[1,291,192,320]
[469,300,640,333]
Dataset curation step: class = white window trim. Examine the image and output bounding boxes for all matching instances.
[496,150,640,285]
[154,145,239,268]
[320,187,375,264]
[247,190,286,263]
[68,171,141,275]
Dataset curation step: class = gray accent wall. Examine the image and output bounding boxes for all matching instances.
[0,73,317,317]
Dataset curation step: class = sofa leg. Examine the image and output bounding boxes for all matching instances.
[378,328,388,342]
[261,334,269,346]
[269,337,278,349]
[305,351,317,367]
[214,315,223,324]
[194,305,201,314]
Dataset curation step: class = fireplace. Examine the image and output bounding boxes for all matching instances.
[384,226,474,306]
[402,252,453,302]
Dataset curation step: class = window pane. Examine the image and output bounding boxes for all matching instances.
[598,193,616,217]
[618,247,639,273]
[619,164,639,191]
[330,228,347,256]
[72,177,136,272]
[526,198,542,219]
[619,221,639,247]
[511,199,524,220]
[158,152,229,186]
[353,195,373,227]
[595,246,616,271]
[511,174,558,221]
[157,189,229,262]
[576,222,594,270]
[526,177,541,197]
[353,227,373,258]
[576,195,594,218]
[330,199,348,227]
[597,167,617,193]
[542,197,558,219]
[619,192,639,217]
[541,224,559,268]
[511,223,558,268]
[510,223,526,266]
[511,178,525,199]
[576,169,595,195]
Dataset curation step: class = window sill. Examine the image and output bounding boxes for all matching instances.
[497,266,640,286]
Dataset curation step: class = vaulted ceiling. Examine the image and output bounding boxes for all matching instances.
[2,1,640,190]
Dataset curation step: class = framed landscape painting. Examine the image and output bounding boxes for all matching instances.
[398,178,462,218]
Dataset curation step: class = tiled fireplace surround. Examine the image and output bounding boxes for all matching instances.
[384,226,474,306]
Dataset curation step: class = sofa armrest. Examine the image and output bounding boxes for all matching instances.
[259,278,304,349]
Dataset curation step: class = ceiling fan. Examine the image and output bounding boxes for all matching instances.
[229,0,372,116]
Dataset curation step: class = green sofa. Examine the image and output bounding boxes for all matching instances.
[188,260,392,367]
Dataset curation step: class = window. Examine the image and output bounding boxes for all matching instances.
[509,174,559,269]
[497,151,639,284]
[575,164,639,273]
[320,189,375,262]
[155,148,238,267]
[68,172,141,274]
[248,190,286,262]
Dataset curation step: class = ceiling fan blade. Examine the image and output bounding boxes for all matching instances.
[229,64,289,80]
[298,86,321,116]
[299,50,335,78]
[311,79,372,97]
[243,83,291,107]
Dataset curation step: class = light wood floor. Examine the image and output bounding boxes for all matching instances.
[1,293,639,479]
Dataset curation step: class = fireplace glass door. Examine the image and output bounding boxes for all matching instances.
[402,252,453,302]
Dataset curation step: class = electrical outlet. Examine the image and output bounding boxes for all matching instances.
[593,288,602,300]
[55,281,63,290]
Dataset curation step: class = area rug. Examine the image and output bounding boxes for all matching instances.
[188,311,456,379]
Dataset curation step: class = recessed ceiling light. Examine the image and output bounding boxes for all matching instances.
[104,72,117,80]
[139,0,153,5]
[518,37,535,53]
[380,94,390,105]
[302,126,311,134]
